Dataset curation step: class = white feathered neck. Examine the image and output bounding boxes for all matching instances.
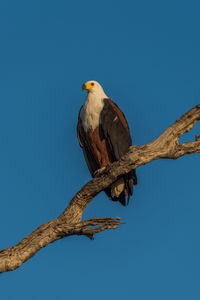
[80,82,108,132]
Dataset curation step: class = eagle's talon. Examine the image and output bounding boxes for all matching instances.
[93,167,107,177]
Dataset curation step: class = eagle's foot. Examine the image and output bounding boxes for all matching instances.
[94,167,107,177]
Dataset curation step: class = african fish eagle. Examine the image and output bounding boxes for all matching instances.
[77,80,137,206]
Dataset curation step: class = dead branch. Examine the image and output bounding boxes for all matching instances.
[0,104,199,273]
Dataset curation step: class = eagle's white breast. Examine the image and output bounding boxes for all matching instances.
[80,88,107,132]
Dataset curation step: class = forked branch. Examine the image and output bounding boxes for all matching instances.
[0,104,199,273]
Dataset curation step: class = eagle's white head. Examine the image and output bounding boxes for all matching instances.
[82,80,107,98]
[80,80,108,131]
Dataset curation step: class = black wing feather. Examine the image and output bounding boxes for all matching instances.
[101,99,137,206]
[101,99,132,160]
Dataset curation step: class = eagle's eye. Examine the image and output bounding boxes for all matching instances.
[91,82,94,86]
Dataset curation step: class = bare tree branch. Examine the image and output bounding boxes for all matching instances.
[0,104,199,273]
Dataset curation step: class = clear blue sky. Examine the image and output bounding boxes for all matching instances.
[0,0,200,299]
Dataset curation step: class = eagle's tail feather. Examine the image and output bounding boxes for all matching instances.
[104,169,137,206]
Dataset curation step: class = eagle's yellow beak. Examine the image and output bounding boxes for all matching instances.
[82,82,94,92]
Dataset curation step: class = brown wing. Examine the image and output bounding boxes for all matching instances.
[100,98,137,205]
[77,108,99,176]
[101,98,132,160]
[106,98,130,133]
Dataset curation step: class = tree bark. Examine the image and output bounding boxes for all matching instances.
[0,104,200,273]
